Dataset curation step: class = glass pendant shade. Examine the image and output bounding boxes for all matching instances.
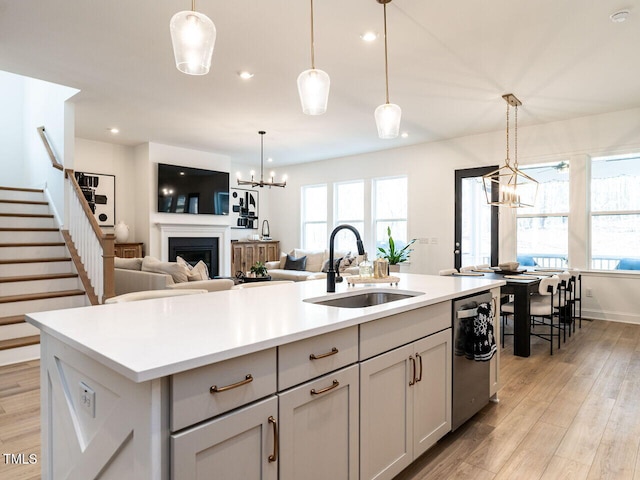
[297,68,330,115]
[375,102,402,139]
[170,10,216,75]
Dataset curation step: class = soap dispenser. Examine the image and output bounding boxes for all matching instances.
[359,253,373,278]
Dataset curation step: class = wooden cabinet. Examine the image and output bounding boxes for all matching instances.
[231,240,279,274]
[171,396,278,480]
[114,242,143,258]
[278,365,359,480]
[360,329,452,480]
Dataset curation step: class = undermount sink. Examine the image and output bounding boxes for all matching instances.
[304,289,424,308]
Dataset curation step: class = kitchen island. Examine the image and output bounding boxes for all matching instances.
[27,273,504,480]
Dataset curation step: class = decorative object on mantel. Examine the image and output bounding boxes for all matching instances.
[170,0,216,75]
[230,187,258,229]
[347,275,400,286]
[482,94,538,208]
[237,131,287,188]
[374,0,402,139]
[377,226,416,266]
[297,0,330,115]
[114,221,130,243]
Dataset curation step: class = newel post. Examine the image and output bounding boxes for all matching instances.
[103,233,116,302]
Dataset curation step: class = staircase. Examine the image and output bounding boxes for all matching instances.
[0,186,88,365]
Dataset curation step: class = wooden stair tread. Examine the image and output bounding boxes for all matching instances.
[0,289,85,304]
[0,315,25,326]
[0,199,48,205]
[0,242,65,247]
[0,213,53,218]
[0,227,59,232]
[0,186,44,193]
[0,257,71,265]
[0,273,78,283]
[0,335,40,351]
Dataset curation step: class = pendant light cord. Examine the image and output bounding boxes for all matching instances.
[260,131,265,181]
[310,0,316,69]
[191,0,195,12]
[514,105,518,169]
[505,102,510,166]
[383,2,390,104]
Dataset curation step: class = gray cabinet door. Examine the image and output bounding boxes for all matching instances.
[171,396,278,480]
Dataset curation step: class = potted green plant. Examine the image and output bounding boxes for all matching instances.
[249,261,268,278]
[377,227,416,271]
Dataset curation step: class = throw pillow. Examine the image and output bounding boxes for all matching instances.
[278,251,288,269]
[114,257,143,270]
[293,249,324,272]
[141,256,190,283]
[188,260,209,281]
[338,253,356,273]
[176,256,192,271]
[284,254,307,271]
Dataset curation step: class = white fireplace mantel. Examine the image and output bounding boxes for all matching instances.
[156,223,231,277]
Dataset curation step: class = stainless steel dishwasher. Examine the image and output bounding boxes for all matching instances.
[452,291,493,430]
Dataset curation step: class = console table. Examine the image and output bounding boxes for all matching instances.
[231,240,279,275]
[114,242,144,258]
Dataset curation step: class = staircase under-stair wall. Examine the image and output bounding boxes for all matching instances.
[0,186,89,366]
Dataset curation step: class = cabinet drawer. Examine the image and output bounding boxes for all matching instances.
[278,326,358,390]
[171,348,277,431]
[360,301,451,360]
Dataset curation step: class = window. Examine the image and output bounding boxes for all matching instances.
[334,181,364,253]
[591,155,640,270]
[373,176,408,253]
[301,184,327,250]
[516,162,570,268]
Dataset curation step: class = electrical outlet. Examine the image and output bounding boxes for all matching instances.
[79,382,96,418]
[430,237,438,245]
[418,238,429,244]
[586,288,593,297]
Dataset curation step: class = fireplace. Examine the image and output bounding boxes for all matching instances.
[168,237,219,277]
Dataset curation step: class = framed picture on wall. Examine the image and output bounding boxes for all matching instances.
[230,188,258,229]
[74,171,116,227]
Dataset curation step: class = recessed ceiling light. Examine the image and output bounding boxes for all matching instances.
[401,132,409,138]
[610,10,630,23]
[179,171,185,176]
[238,71,254,79]
[267,157,273,163]
[360,31,378,42]
[108,128,119,134]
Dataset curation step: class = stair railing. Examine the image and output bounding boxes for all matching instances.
[37,126,64,171]
[64,169,115,304]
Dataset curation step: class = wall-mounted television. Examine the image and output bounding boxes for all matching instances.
[157,163,229,215]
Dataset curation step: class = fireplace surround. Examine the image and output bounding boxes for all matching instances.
[157,223,230,277]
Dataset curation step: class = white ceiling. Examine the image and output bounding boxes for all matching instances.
[1,0,639,168]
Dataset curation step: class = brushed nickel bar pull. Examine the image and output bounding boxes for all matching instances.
[268,416,278,463]
[309,347,339,360]
[210,374,253,394]
[310,380,339,395]
[416,353,423,382]
[409,356,416,386]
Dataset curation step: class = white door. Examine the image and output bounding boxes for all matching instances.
[171,396,278,480]
[412,329,452,457]
[278,364,359,480]
[360,344,414,480]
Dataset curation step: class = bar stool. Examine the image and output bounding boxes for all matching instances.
[567,269,582,330]
[459,265,476,272]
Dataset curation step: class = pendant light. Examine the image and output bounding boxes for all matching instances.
[297,0,330,115]
[170,0,216,75]
[374,0,401,139]
[482,94,538,207]
[237,132,287,188]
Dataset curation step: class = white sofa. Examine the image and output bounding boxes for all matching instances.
[114,257,234,295]
[265,249,361,282]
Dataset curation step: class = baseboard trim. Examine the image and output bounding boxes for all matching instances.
[582,309,640,325]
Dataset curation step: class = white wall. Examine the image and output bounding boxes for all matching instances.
[75,138,137,238]
[0,71,26,185]
[22,76,78,224]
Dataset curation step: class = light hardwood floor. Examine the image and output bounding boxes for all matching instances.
[1,319,640,479]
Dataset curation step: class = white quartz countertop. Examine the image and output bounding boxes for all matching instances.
[26,273,504,383]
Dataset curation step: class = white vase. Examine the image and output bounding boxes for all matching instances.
[114,221,129,243]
